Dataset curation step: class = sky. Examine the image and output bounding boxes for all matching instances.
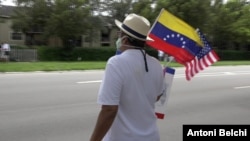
[1,0,15,6]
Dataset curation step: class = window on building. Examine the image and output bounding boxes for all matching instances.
[101,27,110,47]
[11,32,22,40]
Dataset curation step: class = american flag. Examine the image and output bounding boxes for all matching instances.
[184,29,220,80]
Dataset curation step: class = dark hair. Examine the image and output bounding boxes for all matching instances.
[127,36,145,47]
[121,32,145,48]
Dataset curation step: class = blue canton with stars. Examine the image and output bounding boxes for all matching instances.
[195,30,212,59]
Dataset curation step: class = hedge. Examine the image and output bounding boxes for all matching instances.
[37,46,159,61]
[216,50,250,60]
[13,45,250,61]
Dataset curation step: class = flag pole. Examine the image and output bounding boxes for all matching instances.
[164,56,174,67]
[148,8,165,34]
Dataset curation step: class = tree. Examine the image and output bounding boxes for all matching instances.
[46,0,91,48]
[12,0,52,45]
[113,0,133,21]
[210,0,250,50]
[131,0,156,23]
[11,0,91,47]
[226,0,250,49]
[9,0,250,51]
[85,0,134,47]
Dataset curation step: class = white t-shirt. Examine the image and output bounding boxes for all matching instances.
[2,43,11,51]
[98,49,165,141]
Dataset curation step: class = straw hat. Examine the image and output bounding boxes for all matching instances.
[115,13,153,41]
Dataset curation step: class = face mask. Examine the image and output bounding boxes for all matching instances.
[116,38,122,50]
[115,36,126,55]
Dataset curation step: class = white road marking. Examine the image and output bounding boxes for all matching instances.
[174,71,250,78]
[234,86,250,89]
[76,71,250,84]
[224,72,235,75]
[77,80,102,84]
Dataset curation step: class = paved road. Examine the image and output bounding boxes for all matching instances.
[0,66,249,141]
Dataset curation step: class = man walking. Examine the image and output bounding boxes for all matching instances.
[90,13,165,141]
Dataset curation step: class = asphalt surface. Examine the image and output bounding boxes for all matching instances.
[0,66,249,141]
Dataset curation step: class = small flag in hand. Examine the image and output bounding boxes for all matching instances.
[155,67,175,119]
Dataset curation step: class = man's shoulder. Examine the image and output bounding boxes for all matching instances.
[107,55,120,65]
[107,55,129,69]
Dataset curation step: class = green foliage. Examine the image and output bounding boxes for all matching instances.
[106,0,133,22]
[37,46,62,61]
[208,0,250,49]
[37,46,114,61]
[12,0,52,33]
[36,46,158,61]
[10,0,250,51]
[131,0,156,23]
[72,47,115,61]
[216,50,250,60]
[12,0,91,47]
[46,0,91,47]
[9,44,250,61]
[36,46,249,61]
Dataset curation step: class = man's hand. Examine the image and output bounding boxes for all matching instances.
[90,105,118,141]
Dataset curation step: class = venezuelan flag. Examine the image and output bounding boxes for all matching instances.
[147,9,204,64]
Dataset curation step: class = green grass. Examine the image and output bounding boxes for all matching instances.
[0,61,107,72]
[0,61,249,72]
[210,61,250,66]
[163,60,250,68]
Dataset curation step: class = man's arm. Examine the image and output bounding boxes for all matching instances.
[90,105,118,141]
